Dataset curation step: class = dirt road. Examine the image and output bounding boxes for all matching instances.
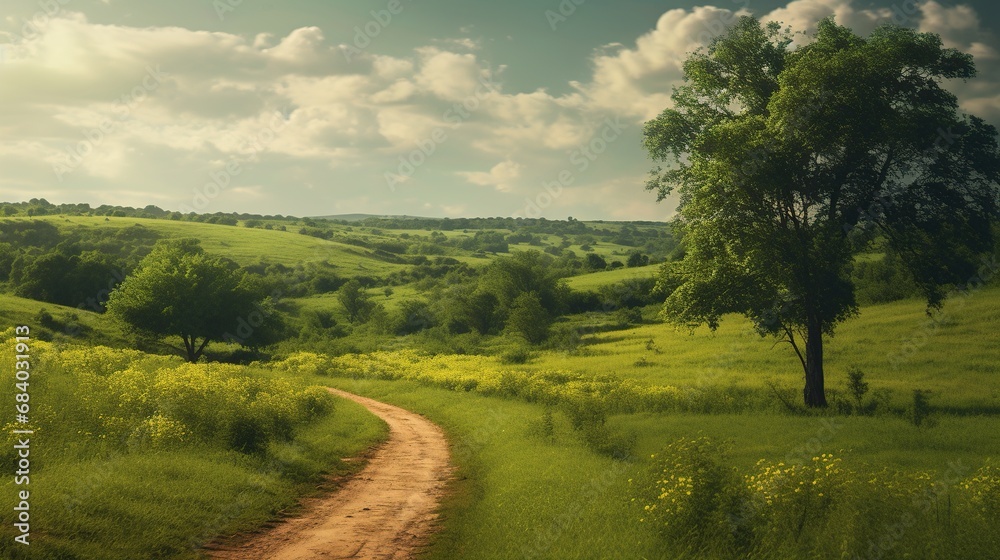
[207,388,453,560]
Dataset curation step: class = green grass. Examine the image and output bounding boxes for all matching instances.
[534,286,1000,411]
[294,284,427,317]
[0,293,126,347]
[318,378,663,559]
[10,216,410,276]
[563,264,660,291]
[314,376,1000,560]
[298,286,1000,559]
[0,400,386,560]
[0,340,388,560]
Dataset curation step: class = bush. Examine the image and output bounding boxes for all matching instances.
[633,436,1000,559]
[635,437,751,555]
[846,366,869,408]
[611,306,643,328]
[32,341,337,456]
[499,344,532,365]
[227,415,270,454]
[851,253,920,304]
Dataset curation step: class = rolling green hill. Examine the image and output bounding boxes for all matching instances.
[10,215,412,277]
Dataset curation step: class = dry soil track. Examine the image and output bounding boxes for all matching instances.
[206,388,453,560]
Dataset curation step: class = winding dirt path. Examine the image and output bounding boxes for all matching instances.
[207,388,453,560]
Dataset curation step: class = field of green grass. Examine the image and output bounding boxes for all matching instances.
[534,285,1000,411]
[11,216,411,276]
[293,286,1000,559]
[0,338,388,560]
[2,207,997,559]
[319,377,663,559]
[563,264,661,291]
[0,293,169,355]
[314,374,1000,559]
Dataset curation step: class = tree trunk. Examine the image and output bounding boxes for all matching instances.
[183,335,195,363]
[803,318,828,408]
[182,335,209,363]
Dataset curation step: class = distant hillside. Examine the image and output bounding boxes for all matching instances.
[311,213,432,222]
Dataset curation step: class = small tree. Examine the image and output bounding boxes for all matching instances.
[106,240,275,362]
[585,253,608,271]
[627,251,649,268]
[337,279,375,324]
[846,366,870,409]
[504,291,552,344]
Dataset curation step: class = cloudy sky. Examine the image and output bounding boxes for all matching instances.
[1,0,998,220]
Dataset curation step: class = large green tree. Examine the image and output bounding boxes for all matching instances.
[644,17,1000,407]
[106,239,279,362]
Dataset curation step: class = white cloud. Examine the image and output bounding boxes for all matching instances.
[571,6,749,122]
[763,0,875,35]
[457,159,523,192]
[414,47,488,101]
[1,2,996,219]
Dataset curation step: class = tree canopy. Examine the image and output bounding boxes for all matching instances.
[644,17,1000,406]
[106,239,283,362]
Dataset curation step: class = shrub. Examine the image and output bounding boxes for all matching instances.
[635,437,751,555]
[846,366,869,408]
[227,415,269,454]
[499,345,532,365]
[611,307,643,328]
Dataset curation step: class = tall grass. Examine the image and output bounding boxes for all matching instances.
[0,331,387,559]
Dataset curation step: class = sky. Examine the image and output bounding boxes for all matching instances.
[1,0,998,220]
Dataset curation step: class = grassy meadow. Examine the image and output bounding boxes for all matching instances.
[0,206,997,558]
[279,287,1000,559]
[0,335,388,560]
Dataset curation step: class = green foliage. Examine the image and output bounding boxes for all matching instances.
[437,251,568,338]
[627,251,650,267]
[498,344,532,365]
[633,437,1000,559]
[504,292,552,344]
[585,252,608,270]
[0,334,387,560]
[636,437,749,554]
[337,279,376,324]
[106,239,282,362]
[644,16,1000,407]
[612,306,643,328]
[597,277,661,313]
[851,253,921,305]
[846,366,870,408]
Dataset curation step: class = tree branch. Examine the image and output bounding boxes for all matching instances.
[193,337,211,362]
[782,324,808,375]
